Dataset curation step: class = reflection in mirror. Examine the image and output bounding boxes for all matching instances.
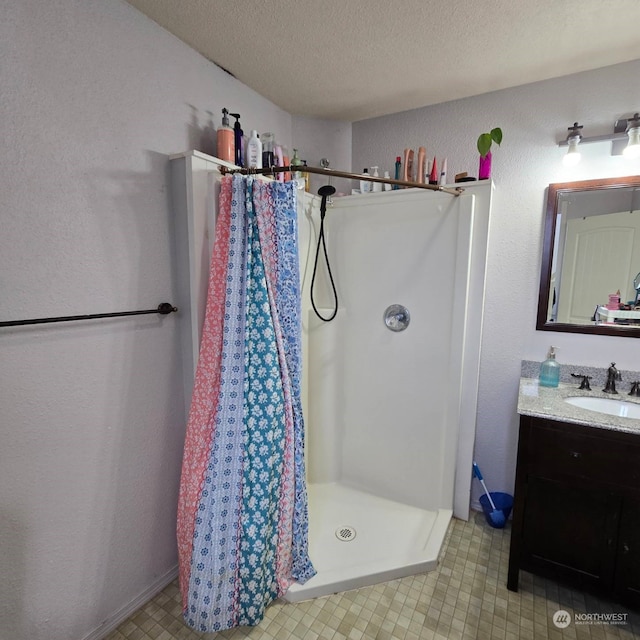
[537,175,640,336]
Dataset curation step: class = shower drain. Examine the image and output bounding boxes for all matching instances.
[335,525,357,542]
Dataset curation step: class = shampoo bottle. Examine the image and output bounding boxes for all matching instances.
[261,132,275,167]
[360,168,371,193]
[245,130,263,169]
[383,171,392,191]
[429,157,438,185]
[394,156,402,189]
[539,346,560,387]
[416,147,426,184]
[402,149,414,183]
[439,158,448,185]
[282,145,290,181]
[216,108,234,163]
[274,142,284,182]
[230,113,244,167]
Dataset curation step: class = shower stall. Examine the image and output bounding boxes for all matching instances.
[171,151,492,603]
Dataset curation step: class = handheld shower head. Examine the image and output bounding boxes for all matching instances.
[318,184,336,219]
[311,183,339,322]
[318,185,336,197]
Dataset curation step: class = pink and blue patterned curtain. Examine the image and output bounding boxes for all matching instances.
[176,175,315,632]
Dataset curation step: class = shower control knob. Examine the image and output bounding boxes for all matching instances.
[384,304,410,332]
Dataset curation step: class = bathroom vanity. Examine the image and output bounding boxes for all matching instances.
[508,380,640,608]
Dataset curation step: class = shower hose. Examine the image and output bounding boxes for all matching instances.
[310,186,338,322]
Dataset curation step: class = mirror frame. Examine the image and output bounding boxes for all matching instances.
[537,174,640,337]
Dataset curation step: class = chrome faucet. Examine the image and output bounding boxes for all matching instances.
[603,362,621,394]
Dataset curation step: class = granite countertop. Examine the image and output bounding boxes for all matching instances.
[518,377,640,435]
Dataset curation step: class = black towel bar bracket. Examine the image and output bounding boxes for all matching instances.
[0,302,178,328]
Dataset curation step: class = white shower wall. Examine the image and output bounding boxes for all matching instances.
[302,185,492,516]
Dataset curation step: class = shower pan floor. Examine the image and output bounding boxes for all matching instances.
[285,482,452,602]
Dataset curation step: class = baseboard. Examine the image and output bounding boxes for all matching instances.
[81,564,179,640]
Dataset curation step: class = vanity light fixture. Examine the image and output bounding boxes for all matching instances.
[562,122,582,167]
[623,113,640,159]
[558,113,640,164]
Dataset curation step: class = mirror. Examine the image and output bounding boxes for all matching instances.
[537,175,640,336]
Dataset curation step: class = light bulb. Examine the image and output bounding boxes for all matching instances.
[563,138,581,166]
[623,126,640,159]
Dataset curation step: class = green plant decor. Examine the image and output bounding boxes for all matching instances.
[477,128,503,158]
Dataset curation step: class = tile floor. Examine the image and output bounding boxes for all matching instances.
[105,513,640,640]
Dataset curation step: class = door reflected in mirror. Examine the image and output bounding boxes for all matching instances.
[537,175,640,337]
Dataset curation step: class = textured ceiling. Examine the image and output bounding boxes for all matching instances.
[126,0,640,121]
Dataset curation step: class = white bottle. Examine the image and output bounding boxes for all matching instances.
[371,166,382,192]
[383,171,392,191]
[246,130,263,169]
[360,168,371,193]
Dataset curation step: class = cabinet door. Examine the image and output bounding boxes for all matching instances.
[521,475,618,591]
[614,496,640,608]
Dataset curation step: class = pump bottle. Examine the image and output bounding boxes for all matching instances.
[539,346,560,387]
[216,108,234,163]
[230,113,244,167]
[371,166,382,192]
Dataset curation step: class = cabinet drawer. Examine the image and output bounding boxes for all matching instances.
[527,422,640,488]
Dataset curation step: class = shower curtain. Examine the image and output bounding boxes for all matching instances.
[176,175,315,632]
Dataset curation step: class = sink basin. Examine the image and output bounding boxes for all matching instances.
[564,396,640,419]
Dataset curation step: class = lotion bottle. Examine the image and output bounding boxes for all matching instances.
[216,108,234,163]
[245,130,262,169]
[539,346,560,387]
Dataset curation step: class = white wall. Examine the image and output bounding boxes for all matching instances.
[352,59,640,506]
[0,2,292,639]
[292,115,353,195]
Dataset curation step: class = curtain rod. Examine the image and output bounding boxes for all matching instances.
[219,164,464,196]
[0,302,177,328]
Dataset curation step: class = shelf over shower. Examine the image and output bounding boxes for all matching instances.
[220,163,465,196]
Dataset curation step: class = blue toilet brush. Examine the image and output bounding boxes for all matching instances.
[472,462,506,527]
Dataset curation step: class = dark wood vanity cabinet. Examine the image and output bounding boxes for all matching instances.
[507,415,640,609]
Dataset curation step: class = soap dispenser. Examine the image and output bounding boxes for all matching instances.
[371,166,382,192]
[216,108,234,163]
[539,346,560,387]
[229,113,244,167]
